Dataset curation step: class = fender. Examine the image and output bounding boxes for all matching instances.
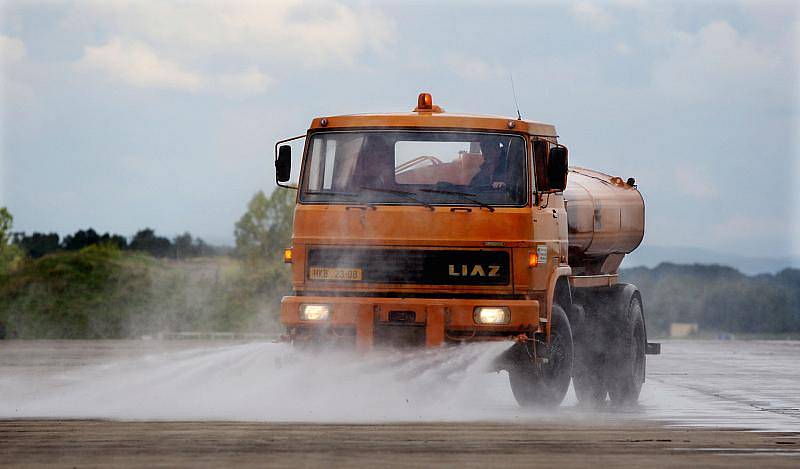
[608,283,645,340]
[609,283,658,353]
[544,265,572,338]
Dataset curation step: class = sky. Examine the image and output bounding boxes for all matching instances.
[1,0,798,259]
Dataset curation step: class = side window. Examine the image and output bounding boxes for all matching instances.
[322,141,336,189]
[332,136,363,190]
[306,138,339,190]
[532,140,549,192]
[307,139,324,191]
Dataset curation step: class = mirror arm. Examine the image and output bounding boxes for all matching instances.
[274,134,306,189]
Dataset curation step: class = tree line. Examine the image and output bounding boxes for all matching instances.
[620,263,800,336]
[0,190,296,339]
[4,196,800,338]
[11,227,221,260]
[2,186,295,270]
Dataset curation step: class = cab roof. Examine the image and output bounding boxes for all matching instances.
[308,94,558,137]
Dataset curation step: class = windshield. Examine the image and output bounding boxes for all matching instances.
[300,131,527,206]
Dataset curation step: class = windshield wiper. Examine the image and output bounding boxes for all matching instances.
[419,188,495,212]
[304,190,378,210]
[359,186,435,211]
[304,190,359,197]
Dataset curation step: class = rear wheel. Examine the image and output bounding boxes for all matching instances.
[608,294,646,405]
[572,332,609,406]
[508,304,573,408]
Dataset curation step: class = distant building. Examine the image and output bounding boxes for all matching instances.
[670,322,699,337]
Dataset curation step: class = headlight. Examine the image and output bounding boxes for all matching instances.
[300,304,331,321]
[474,306,510,325]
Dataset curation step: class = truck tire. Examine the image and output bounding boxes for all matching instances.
[508,304,573,408]
[607,292,646,405]
[572,333,609,406]
[571,289,611,406]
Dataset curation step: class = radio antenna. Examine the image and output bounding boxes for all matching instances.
[509,70,522,120]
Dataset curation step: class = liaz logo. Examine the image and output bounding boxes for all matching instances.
[448,264,501,277]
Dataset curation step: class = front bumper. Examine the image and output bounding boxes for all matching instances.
[280,296,541,350]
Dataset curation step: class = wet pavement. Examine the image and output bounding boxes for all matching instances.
[1,339,798,430]
[0,339,798,466]
[643,340,800,431]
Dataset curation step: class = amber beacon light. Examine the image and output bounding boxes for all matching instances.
[417,92,432,110]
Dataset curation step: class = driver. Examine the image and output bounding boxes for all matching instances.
[469,139,507,189]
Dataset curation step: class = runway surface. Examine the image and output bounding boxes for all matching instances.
[0,340,798,466]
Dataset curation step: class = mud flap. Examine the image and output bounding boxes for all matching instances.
[646,342,661,355]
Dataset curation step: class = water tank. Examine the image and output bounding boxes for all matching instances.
[564,167,644,275]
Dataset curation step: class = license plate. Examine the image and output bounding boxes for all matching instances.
[308,267,363,281]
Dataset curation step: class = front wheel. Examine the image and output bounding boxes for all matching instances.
[508,304,573,408]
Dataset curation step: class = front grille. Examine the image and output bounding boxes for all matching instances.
[306,248,510,285]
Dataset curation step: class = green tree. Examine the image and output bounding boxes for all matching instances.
[0,207,25,274]
[230,189,295,329]
[0,207,12,247]
[173,232,193,259]
[14,232,61,258]
[62,228,101,251]
[130,228,172,258]
[234,189,295,262]
[100,233,128,250]
[621,263,800,336]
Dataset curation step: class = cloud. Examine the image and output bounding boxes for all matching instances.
[614,41,632,55]
[711,214,792,241]
[0,35,35,105]
[67,1,394,93]
[445,54,505,81]
[70,1,395,67]
[571,2,615,30]
[674,165,718,199]
[611,0,645,8]
[0,35,26,63]
[78,38,203,91]
[1,35,31,198]
[215,67,272,95]
[651,20,788,104]
[76,38,272,95]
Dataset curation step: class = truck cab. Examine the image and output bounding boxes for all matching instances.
[275,93,656,407]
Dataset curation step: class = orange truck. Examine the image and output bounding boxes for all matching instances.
[275,93,659,407]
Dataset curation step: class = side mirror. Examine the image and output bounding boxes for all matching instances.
[547,146,568,191]
[276,145,292,183]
